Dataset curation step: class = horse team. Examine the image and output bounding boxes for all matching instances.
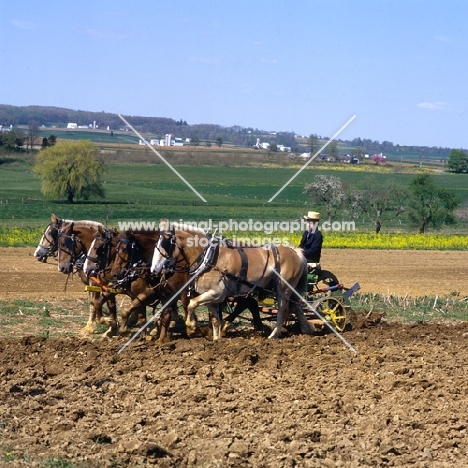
[34,214,315,342]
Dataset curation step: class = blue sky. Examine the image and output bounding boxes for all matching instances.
[1,0,467,149]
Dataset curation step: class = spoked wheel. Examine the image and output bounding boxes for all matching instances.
[307,269,340,298]
[309,295,347,332]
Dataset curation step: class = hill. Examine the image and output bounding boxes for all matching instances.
[0,103,455,161]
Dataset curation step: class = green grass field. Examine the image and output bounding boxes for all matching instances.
[1,151,467,237]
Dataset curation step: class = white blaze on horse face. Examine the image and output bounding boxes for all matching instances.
[83,238,97,275]
[34,225,54,261]
[150,239,165,274]
[33,234,46,259]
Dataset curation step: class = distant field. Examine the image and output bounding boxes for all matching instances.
[36,127,451,164]
[1,151,467,232]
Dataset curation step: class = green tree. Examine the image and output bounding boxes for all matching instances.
[216,137,223,148]
[34,140,107,204]
[349,181,406,233]
[47,134,57,146]
[308,133,319,154]
[407,174,459,233]
[328,141,339,160]
[447,149,468,173]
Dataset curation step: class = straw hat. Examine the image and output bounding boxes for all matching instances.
[302,211,321,221]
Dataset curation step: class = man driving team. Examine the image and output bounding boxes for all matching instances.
[299,211,323,264]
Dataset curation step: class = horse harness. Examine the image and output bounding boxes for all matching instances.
[222,242,280,297]
[157,230,281,298]
[37,220,63,259]
[57,230,87,272]
[113,236,150,286]
[85,229,115,277]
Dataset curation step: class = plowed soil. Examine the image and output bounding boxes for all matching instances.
[1,247,468,467]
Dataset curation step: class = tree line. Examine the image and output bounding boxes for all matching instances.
[0,104,460,156]
[304,174,460,234]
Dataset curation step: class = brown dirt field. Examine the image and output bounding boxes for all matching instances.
[1,247,468,467]
[2,247,468,301]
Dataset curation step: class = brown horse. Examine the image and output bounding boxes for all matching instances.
[35,214,117,335]
[151,225,314,340]
[54,217,118,335]
[106,228,189,342]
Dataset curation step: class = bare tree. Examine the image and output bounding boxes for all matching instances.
[27,120,39,151]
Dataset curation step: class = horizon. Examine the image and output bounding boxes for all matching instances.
[0,103,461,151]
[1,1,467,149]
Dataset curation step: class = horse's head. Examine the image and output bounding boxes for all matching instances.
[110,231,146,282]
[84,227,117,278]
[151,229,178,275]
[57,221,86,274]
[150,224,207,276]
[34,213,62,262]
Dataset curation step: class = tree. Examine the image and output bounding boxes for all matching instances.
[27,120,39,151]
[34,140,107,204]
[304,175,348,223]
[308,133,319,154]
[48,134,57,146]
[0,130,24,153]
[352,147,365,161]
[447,149,468,173]
[328,141,339,160]
[216,137,223,148]
[349,181,406,233]
[371,154,386,165]
[407,174,459,234]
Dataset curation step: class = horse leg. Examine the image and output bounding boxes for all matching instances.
[221,298,242,333]
[221,296,260,334]
[185,299,199,337]
[82,292,99,334]
[268,294,287,339]
[119,293,147,336]
[156,303,176,344]
[100,293,119,337]
[118,303,131,335]
[209,303,223,340]
[290,299,315,335]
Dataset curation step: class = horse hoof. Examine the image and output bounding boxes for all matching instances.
[81,323,96,335]
[221,321,231,335]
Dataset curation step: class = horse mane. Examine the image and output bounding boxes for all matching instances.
[73,220,104,229]
[172,222,207,235]
[56,218,103,230]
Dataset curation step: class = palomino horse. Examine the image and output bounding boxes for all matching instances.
[54,217,118,335]
[151,225,314,339]
[106,228,189,341]
[35,214,117,335]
